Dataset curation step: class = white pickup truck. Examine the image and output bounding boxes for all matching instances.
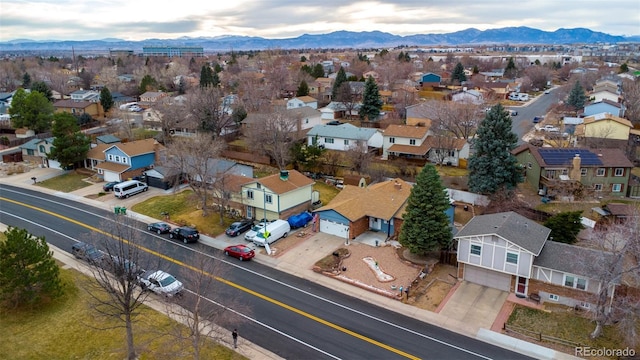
[540,125,560,133]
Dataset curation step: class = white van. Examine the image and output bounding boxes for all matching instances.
[252,220,291,246]
[113,180,148,199]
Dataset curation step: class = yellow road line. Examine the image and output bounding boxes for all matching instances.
[1,196,420,360]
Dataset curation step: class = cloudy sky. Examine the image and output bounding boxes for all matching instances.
[1,0,639,42]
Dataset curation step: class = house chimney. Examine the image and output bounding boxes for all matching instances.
[279,170,289,181]
[569,154,582,180]
[394,180,402,190]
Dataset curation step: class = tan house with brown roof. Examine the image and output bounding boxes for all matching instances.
[575,113,631,141]
[53,99,103,118]
[314,179,413,239]
[382,124,431,159]
[240,170,315,221]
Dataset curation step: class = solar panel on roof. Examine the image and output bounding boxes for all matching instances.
[538,149,602,166]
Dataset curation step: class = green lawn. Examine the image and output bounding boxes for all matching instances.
[131,190,236,236]
[0,268,243,360]
[313,180,340,207]
[37,171,93,192]
[507,304,635,351]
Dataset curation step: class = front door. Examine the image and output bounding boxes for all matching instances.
[516,276,528,297]
[246,206,253,219]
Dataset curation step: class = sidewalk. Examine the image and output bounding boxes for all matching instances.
[0,168,580,360]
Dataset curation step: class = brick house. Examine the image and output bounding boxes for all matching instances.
[456,211,617,308]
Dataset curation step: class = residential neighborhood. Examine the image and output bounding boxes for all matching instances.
[1,40,639,360]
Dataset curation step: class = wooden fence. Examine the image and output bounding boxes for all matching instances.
[503,323,583,348]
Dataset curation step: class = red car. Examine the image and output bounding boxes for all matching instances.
[224,244,255,261]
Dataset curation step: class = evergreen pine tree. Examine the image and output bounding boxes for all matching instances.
[332,67,348,100]
[211,71,220,87]
[399,166,453,255]
[22,72,32,88]
[359,76,383,121]
[200,65,213,87]
[544,211,585,244]
[312,64,325,78]
[0,227,63,308]
[504,57,518,78]
[619,63,629,73]
[296,80,309,96]
[48,112,91,169]
[452,62,467,84]
[100,86,114,113]
[31,81,53,102]
[566,80,587,110]
[468,104,522,195]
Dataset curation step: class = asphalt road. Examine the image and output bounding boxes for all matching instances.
[0,184,533,360]
[507,89,561,144]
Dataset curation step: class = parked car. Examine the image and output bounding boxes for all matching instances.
[244,223,267,241]
[533,116,543,123]
[147,222,171,234]
[104,255,144,280]
[508,109,518,116]
[225,219,254,237]
[113,180,148,199]
[102,181,120,192]
[224,244,255,261]
[287,211,313,229]
[544,89,551,94]
[137,270,183,297]
[71,242,105,264]
[169,226,200,243]
[540,125,560,133]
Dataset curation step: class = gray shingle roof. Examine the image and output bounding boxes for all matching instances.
[307,123,378,141]
[534,241,617,278]
[455,211,550,255]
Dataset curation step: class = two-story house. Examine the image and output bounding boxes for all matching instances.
[512,144,633,198]
[19,137,61,169]
[306,123,383,152]
[286,96,318,110]
[420,72,441,88]
[382,124,431,160]
[53,89,103,118]
[574,113,631,148]
[139,91,168,107]
[86,138,165,182]
[240,170,315,221]
[456,211,617,308]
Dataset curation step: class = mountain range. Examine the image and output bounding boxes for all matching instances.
[1,27,638,53]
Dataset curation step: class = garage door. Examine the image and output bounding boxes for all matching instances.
[319,219,349,238]
[464,265,511,292]
[47,159,62,170]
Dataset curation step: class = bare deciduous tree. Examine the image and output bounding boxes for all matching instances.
[162,134,227,215]
[622,78,640,125]
[344,140,373,174]
[418,99,481,140]
[82,215,159,360]
[186,86,234,137]
[245,110,298,169]
[583,216,640,345]
[165,253,251,359]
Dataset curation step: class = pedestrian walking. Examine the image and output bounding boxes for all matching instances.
[405,285,410,299]
[232,329,238,348]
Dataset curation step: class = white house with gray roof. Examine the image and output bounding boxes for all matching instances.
[455,211,618,308]
[306,123,383,152]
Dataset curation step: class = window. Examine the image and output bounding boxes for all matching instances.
[594,184,603,191]
[122,158,128,164]
[305,118,309,124]
[527,162,532,169]
[247,190,254,200]
[549,294,559,301]
[115,156,120,162]
[325,138,334,144]
[612,184,622,192]
[265,194,273,204]
[470,244,481,256]
[580,168,587,176]
[596,168,605,176]
[389,137,395,144]
[344,139,349,145]
[27,149,34,156]
[614,168,624,176]
[564,275,587,290]
[39,145,45,153]
[409,139,416,145]
[108,154,114,161]
[579,301,590,309]
[506,252,518,264]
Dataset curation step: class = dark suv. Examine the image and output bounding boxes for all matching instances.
[169,226,200,244]
[225,219,254,237]
[71,242,104,264]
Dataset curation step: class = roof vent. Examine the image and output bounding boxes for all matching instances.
[279,170,289,181]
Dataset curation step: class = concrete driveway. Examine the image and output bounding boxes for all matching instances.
[439,281,508,333]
